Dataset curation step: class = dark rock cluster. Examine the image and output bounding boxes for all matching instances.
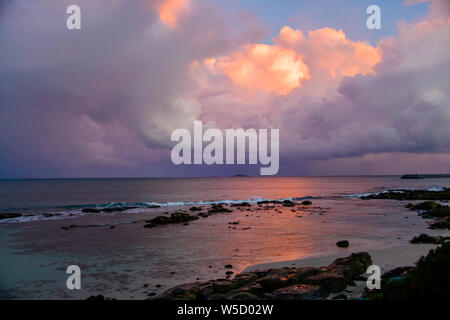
[410,233,448,244]
[143,212,199,228]
[406,201,450,229]
[362,188,450,200]
[155,252,372,300]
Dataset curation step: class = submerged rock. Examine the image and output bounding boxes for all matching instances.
[336,240,349,248]
[301,200,312,205]
[81,208,101,213]
[410,233,446,244]
[143,212,199,228]
[208,207,232,214]
[231,202,251,207]
[282,200,296,207]
[0,213,22,220]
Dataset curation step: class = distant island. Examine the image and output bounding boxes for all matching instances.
[401,174,450,179]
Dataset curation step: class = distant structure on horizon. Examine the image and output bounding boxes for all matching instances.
[401,174,450,179]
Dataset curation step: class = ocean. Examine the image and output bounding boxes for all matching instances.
[1,176,449,222]
[1,176,450,299]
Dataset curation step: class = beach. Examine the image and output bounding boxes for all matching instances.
[1,177,450,299]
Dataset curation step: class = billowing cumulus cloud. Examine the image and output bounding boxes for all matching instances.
[192,3,449,174]
[213,44,310,95]
[275,27,382,79]
[201,26,381,98]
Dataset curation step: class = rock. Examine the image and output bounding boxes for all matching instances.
[101,207,126,213]
[224,264,233,269]
[197,212,211,218]
[157,252,371,300]
[81,208,101,213]
[229,292,259,300]
[362,188,450,200]
[212,279,236,293]
[304,252,372,293]
[148,217,167,224]
[43,213,61,217]
[87,295,105,300]
[61,224,79,230]
[410,233,445,244]
[428,216,450,229]
[231,202,251,207]
[256,267,319,292]
[143,223,156,228]
[332,293,348,300]
[272,284,328,300]
[226,271,234,275]
[170,212,199,223]
[282,200,296,207]
[208,207,232,214]
[145,213,199,226]
[336,240,349,248]
[206,294,229,300]
[189,206,202,211]
[301,200,312,205]
[0,213,22,220]
[229,283,264,296]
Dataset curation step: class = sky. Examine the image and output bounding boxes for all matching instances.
[0,0,449,178]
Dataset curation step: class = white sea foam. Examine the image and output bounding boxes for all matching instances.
[0,196,317,224]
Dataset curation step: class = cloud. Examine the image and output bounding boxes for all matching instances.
[192,8,450,168]
[277,15,450,160]
[275,27,382,79]
[214,44,310,95]
[154,0,190,28]
[0,0,448,177]
[0,0,266,177]
[203,26,381,96]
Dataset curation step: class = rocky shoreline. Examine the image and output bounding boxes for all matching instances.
[149,189,450,301]
[153,252,372,300]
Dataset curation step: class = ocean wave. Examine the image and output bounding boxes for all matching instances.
[344,187,446,199]
[0,196,319,224]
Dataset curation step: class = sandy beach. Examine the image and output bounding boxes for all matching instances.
[244,243,439,273]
